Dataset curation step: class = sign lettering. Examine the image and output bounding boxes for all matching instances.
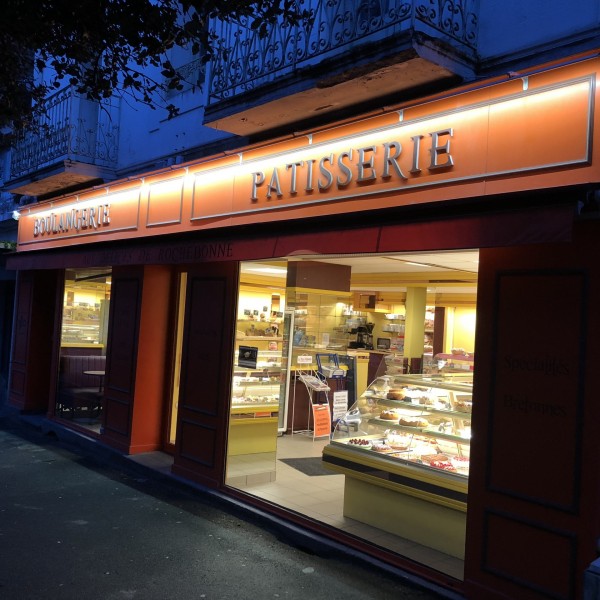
[250,129,454,202]
[33,204,111,237]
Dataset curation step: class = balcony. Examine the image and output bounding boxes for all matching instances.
[204,0,479,136]
[4,87,120,198]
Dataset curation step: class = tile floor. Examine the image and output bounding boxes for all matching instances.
[226,432,465,580]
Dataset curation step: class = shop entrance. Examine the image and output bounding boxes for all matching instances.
[225,251,478,579]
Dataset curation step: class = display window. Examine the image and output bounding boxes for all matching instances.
[54,267,111,431]
[225,251,478,579]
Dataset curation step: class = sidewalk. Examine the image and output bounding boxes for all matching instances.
[0,411,460,600]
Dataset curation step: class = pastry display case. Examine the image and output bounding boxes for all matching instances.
[328,373,472,479]
[228,350,282,455]
[61,304,106,347]
[61,269,111,349]
[432,351,474,374]
[322,368,473,558]
[286,289,353,357]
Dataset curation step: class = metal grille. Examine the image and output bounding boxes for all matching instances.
[10,86,120,180]
[208,0,478,103]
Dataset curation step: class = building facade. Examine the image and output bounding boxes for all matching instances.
[3,2,600,598]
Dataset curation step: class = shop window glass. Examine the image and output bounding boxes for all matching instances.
[55,268,111,430]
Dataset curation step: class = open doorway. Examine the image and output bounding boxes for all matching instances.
[225,250,479,579]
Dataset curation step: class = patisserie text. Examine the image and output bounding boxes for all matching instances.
[250,129,454,201]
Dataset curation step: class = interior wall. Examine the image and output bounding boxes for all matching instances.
[450,307,476,352]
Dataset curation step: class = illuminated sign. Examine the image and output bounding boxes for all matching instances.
[15,60,599,252]
[250,128,454,201]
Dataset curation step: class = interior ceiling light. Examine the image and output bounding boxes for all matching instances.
[384,255,479,273]
[244,266,287,275]
[404,261,432,267]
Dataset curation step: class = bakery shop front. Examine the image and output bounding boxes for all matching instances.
[7,55,600,600]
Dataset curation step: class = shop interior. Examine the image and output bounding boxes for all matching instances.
[226,250,478,579]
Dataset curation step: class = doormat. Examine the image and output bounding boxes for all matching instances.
[278,457,333,477]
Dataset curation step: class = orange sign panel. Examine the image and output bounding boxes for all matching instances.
[15,61,598,252]
[312,404,332,438]
[190,77,592,222]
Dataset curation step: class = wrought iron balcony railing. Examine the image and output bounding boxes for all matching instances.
[208,0,478,104]
[9,86,120,181]
[165,57,206,97]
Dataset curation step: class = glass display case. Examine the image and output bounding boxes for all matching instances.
[228,349,283,456]
[322,360,473,558]
[330,372,472,478]
[286,289,352,357]
[231,349,282,413]
[61,269,111,348]
[432,351,474,373]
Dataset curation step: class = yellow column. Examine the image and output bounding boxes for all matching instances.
[443,307,455,354]
[404,287,426,358]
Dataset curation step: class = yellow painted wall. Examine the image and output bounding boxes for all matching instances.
[448,307,476,353]
[237,289,285,320]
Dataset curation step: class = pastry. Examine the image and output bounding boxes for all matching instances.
[420,453,448,464]
[380,409,400,420]
[371,442,394,453]
[399,416,429,428]
[386,389,405,400]
[454,400,473,413]
[385,430,411,450]
[416,394,435,406]
[429,459,456,471]
[347,438,372,448]
[450,456,470,472]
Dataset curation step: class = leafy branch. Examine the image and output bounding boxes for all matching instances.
[0,0,312,142]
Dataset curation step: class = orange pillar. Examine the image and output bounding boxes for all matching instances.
[129,265,173,453]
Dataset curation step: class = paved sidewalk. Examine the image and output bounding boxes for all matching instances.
[0,415,458,600]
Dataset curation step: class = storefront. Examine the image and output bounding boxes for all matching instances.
[7,55,600,599]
